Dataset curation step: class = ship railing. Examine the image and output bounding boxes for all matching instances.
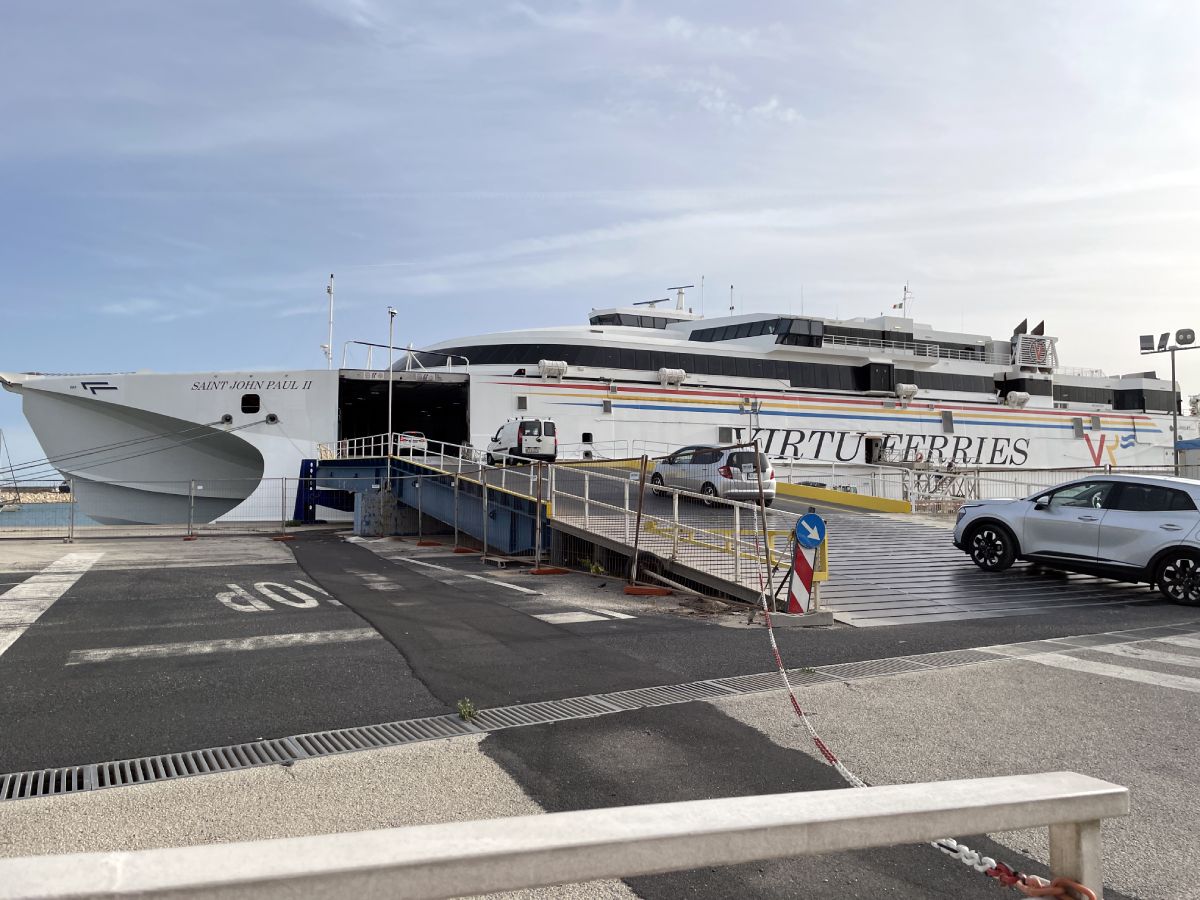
[821,334,1009,365]
[770,459,912,503]
[882,462,1199,513]
[338,341,469,373]
[0,772,1128,900]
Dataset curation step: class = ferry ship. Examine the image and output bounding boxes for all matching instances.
[2,290,1195,523]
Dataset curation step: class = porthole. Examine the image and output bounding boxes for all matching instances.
[241,393,261,414]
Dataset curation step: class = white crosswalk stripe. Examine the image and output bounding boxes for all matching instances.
[0,552,103,659]
[534,609,637,624]
[1158,635,1200,651]
[67,628,381,665]
[1088,643,1200,670]
[1030,649,1200,693]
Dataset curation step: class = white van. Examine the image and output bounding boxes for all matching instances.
[486,418,558,464]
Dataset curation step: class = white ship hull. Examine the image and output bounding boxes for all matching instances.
[4,308,1195,524]
[462,372,1184,469]
[1,370,338,524]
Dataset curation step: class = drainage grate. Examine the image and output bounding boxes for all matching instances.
[597,680,734,710]
[0,767,89,801]
[472,696,621,730]
[898,649,1008,668]
[981,639,1077,657]
[291,716,477,757]
[95,740,296,789]
[816,657,930,680]
[715,670,832,693]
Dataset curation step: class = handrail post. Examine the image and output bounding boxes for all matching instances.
[583,472,590,528]
[482,481,489,560]
[187,479,195,539]
[733,503,741,582]
[66,478,76,543]
[623,480,631,544]
[453,475,460,549]
[671,491,679,558]
[534,464,544,567]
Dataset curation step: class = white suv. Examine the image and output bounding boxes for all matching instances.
[651,446,776,506]
[953,474,1200,604]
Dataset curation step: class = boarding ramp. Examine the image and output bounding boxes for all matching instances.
[315,435,820,604]
[314,452,544,558]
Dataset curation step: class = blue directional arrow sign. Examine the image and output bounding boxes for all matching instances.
[795,513,827,549]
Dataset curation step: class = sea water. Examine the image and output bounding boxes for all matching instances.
[0,502,99,528]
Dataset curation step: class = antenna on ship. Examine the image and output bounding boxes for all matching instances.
[322,274,335,370]
[891,282,912,318]
[668,285,694,311]
[729,284,735,315]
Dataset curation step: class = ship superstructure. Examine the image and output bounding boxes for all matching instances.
[3,298,1194,523]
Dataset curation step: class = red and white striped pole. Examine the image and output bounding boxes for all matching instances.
[786,540,816,613]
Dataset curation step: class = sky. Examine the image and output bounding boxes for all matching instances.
[3,0,1200,465]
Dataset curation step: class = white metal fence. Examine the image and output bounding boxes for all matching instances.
[0,477,355,541]
[771,460,1200,513]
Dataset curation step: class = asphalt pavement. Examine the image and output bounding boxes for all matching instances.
[3,532,1196,898]
[0,537,442,772]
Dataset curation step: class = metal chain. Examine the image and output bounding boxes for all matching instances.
[753,586,1097,900]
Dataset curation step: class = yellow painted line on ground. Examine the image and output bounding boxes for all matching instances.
[776,481,912,514]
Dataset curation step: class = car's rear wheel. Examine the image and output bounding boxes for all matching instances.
[966,523,1016,572]
[700,482,718,506]
[763,497,774,508]
[1155,551,1200,605]
[650,473,666,496]
[486,453,495,466]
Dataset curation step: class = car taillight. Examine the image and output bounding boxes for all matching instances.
[769,470,775,480]
[718,465,733,478]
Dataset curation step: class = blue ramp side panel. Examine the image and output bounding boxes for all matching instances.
[312,458,548,555]
[294,459,356,523]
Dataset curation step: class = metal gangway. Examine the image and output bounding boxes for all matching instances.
[316,434,820,603]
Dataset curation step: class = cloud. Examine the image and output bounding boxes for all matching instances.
[98,297,210,323]
[99,299,163,316]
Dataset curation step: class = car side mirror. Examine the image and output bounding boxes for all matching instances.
[1034,497,1050,510]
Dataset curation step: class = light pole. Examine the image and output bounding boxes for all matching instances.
[387,307,397,456]
[1139,328,1198,476]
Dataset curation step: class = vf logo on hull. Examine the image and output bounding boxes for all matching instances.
[79,380,118,395]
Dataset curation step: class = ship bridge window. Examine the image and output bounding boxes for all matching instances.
[588,313,674,328]
[241,394,260,414]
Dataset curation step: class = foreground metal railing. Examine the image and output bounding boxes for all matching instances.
[0,772,1128,899]
[545,460,802,597]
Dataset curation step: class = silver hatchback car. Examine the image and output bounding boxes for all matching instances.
[651,446,776,506]
[953,474,1200,604]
